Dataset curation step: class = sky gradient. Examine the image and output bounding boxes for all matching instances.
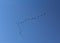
[0,0,60,43]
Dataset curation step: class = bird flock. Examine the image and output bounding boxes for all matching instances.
[16,12,47,37]
[18,12,46,24]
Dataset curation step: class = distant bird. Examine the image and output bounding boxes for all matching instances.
[19,32,23,37]
[40,14,43,16]
[43,12,46,16]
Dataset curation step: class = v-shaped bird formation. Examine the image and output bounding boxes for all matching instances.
[16,11,47,38]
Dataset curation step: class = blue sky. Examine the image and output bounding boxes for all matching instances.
[0,0,60,43]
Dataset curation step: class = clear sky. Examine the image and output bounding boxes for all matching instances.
[0,0,60,43]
